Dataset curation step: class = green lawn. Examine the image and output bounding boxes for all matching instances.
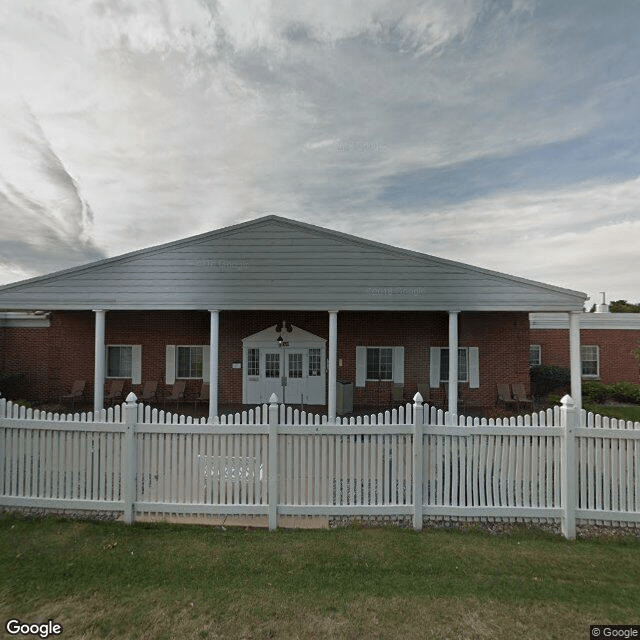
[1,515,639,639]
[586,404,640,422]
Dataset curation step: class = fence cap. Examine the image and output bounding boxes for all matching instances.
[413,391,423,404]
[125,392,138,404]
[268,393,279,405]
[560,394,575,408]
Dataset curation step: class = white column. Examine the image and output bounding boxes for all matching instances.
[93,309,106,413]
[209,310,219,420]
[328,311,338,422]
[569,311,582,412]
[448,311,459,416]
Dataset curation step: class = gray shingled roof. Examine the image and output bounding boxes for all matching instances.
[0,215,586,312]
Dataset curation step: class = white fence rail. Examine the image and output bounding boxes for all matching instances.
[1,394,639,538]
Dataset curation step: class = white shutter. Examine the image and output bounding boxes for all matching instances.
[468,347,480,389]
[355,347,366,387]
[166,345,176,385]
[392,346,404,384]
[131,345,142,385]
[430,347,441,388]
[202,345,210,382]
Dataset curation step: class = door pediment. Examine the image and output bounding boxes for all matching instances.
[242,324,326,348]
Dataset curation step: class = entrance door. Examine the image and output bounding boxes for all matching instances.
[243,324,326,406]
[262,350,283,402]
[285,349,305,405]
[262,349,305,404]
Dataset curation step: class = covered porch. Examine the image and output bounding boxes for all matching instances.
[0,216,587,418]
[87,308,584,420]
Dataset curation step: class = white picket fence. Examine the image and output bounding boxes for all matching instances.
[1,393,639,538]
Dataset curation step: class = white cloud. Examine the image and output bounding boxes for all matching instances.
[363,176,640,302]
[0,0,638,308]
[215,0,496,54]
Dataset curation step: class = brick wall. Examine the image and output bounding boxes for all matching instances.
[531,327,640,384]
[460,311,531,408]
[1,312,94,402]
[1,310,532,411]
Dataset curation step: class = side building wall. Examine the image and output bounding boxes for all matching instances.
[530,326,640,385]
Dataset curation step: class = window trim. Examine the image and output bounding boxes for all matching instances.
[247,348,260,377]
[365,346,394,381]
[176,345,204,380]
[529,344,541,367]
[308,347,322,377]
[581,345,600,379]
[439,347,469,383]
[106,344,133,379]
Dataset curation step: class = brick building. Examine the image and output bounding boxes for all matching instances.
[530,311,640,385]
[0,216,587,417]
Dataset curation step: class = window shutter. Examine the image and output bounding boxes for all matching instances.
[393,346,404,384]
[131,345,142,385]
[468,347,479,389]
[166,345,176,385]
[202,345,210,383]
[355,347,366,387]
[430,347,441,388]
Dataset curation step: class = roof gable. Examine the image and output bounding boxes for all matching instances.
[0,215,586,312]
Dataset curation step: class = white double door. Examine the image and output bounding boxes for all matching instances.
[262,348,306,405]
[242,324,327,406]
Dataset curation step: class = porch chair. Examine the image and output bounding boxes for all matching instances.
[138,380,158,405]
[391,383,404,408]
[104,379,124,406]
[194,382,209,413]
[60,380,86,411]
[496,383,518,412]
[165,380,186,410]
[443,384,466,415]
[512,382,534,412]
[416,383,430,405]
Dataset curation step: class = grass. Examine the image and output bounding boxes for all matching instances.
[1,515,640,639]
[585,404,640,422]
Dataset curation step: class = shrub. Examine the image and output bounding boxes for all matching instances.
[582,381,640,405]
[547,393,562,406]
[0,373,25,398]
[606,381,640,404]
[582,381,608,404]
[530,365,571,398]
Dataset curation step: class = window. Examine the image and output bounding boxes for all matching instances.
[439,348,468,382]
[288,352,303,378]
[107,346,132,378]
[529,345,541,367]
[366,347,393,380]
[265,353,280,378]
[581,345,599,378]
[247,348,260,376]
[356,346,403,387]
[177,346,203,379]
[308,348,321,376]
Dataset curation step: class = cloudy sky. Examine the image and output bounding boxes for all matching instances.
[1,0,639,306]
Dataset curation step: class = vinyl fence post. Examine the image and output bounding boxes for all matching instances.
[560,394,577,540]
[122,392,138,525]
[268,393,279,531]
[412,392,424,531]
